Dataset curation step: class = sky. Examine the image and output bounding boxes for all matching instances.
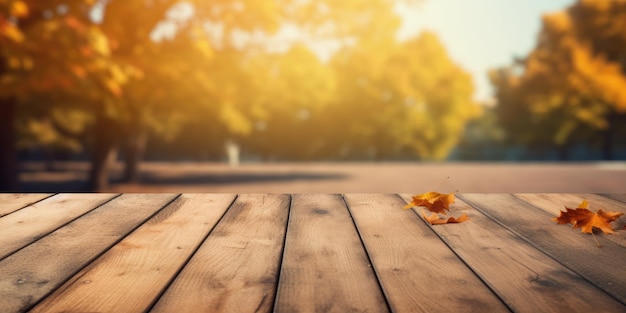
[394,0,576,103]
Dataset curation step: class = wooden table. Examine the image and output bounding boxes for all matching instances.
[1,193,625,313]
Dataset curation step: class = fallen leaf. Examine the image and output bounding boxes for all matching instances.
[552,199,589,225]
[422,209,469,225]
[552,200,624,234]
[403,192,455,214]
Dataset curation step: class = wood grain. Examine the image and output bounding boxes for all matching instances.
[2,193,625,313]
[274,194,388,313]
[601,193,626,204]
[344,194,508,313]
[29,194,236,313]
[0,194,51,217]
[150,194,290,313]
[460,193,626,305]
[0,193,178,313]
[0,193,117,260]
[399,194,626,312]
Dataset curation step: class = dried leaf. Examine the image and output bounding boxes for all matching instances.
[403,192,455,214]
[422,209,469,225]
[552,200,624,234]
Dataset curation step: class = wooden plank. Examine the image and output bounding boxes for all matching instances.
[514,193,626,248]
[0,193,118,260]
[0,193,179,313]
[0,194,52,217]
[601,193,626,204]
[460,193,626,305]
[399,194,626,312]
[274,194,388,313]
[515,193,626,215]
[343,194,508,312]
[151,194,290,313]
[29,194,236,313]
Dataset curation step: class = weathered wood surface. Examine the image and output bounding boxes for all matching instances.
[0,194,51,217]
[0,194,178,313]
[345,194,509,313]
[152,194,288,313]
[274,194,388,313]
[0,193,118,260]
[0,193,624,313]
[460,193,626,305]
[400,194,625,313]
[30,194,235,313]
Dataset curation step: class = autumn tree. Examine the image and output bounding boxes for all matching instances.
[492,0,626,160]
[1,0,124,191]
[238,44,336,160]
[89,0,427,187]
[91,1,221,188]
[1,0,286,190]
[204,1,474,162]
[4,0,459,191]
[325,31,479,161]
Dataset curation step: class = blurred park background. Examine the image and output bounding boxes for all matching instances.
[1,0,625,192]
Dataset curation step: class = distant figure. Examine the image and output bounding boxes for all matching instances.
[225,140,240,167]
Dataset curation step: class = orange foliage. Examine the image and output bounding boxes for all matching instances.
[553,200,624,234]
[403,192,455,214]
[421,210,469,225]
[404,192,468,225]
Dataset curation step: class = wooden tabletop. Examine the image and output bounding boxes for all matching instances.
[0,193,625,313]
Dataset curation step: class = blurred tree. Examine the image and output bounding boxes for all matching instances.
[85,0,217,189]
[492,0,626,160]
[156,0,425,162]
[1,0,122,190]
[3,0,442,191]
[326,31,479,160]
[455,105,507,160]
[240,44,336,160]
[90,0,426,187]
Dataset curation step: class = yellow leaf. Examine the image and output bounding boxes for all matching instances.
[403,192,455,214]
[194,40,213,59]
[553,200,624,234]
[88,27,111,56]
[11,1,29,18]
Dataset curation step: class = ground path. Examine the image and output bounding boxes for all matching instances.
[18,161,626,193]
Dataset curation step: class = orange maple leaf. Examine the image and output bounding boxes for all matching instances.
[403,192,455,214]
[552,200,624,234]
[422,210,469,225]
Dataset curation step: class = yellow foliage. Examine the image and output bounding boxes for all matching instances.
[220,103,252,136]
[10,0,28,17]
[0,18,24,42]
[194,40,213,59]
[493,0,626,152]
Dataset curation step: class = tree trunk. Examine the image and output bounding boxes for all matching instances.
[122,130,146,183]
[0,97,18,191]
[557,144,569,161]
[601,132,613,161]
[87,109,119,191]
[601,112,617,161]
